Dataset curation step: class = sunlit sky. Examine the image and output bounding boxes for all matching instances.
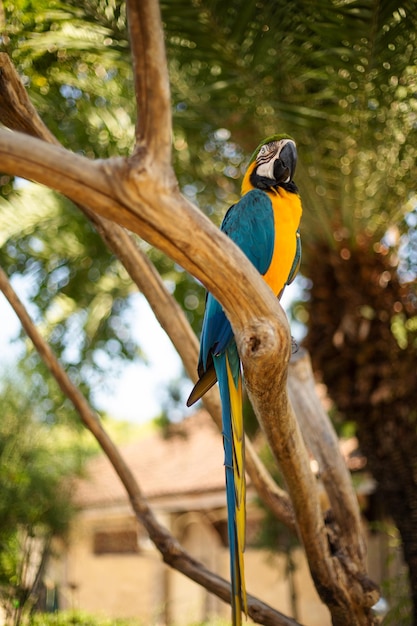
[0,287,183,424]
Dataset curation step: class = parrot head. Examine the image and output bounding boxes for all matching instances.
[243,134,297,193]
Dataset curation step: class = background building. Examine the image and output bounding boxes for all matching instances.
[47,411,403,625]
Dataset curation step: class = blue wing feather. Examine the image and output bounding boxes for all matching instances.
[199,189,274,370]
[221,189,274,274]
[286,229,302,286]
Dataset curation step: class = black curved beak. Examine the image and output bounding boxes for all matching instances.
[273,140,297,183]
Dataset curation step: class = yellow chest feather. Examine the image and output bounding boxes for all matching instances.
[264,187,302,295]
[241,168,302,296]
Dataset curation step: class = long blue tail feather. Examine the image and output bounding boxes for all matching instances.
[214,348,247,626]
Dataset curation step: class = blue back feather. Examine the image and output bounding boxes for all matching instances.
[199,189,274,372]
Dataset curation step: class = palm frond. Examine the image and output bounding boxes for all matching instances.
[163,0,417,247]
[4,0,417,248]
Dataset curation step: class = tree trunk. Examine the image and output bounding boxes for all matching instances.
[304,241,417,622]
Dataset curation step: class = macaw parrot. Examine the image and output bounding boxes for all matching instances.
[187,134,303,626]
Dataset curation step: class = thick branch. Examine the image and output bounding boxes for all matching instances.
[0,265,302,626]
[109,228,297,532]
[239,318,379,625]
[90,222,296,532]
[288,351,378,613]
[239,317,328,576]
[288,350,366,561]
[126,0,172,168]
[0,128,290,365]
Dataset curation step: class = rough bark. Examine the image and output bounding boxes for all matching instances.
[304,242,417,621]
[288,351,366,564]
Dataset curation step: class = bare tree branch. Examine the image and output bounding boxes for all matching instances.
[0,53,58,144]
[126,0,172,169]
[289,351,365,551]
[288,350,370,578]
[0,127,264,304]
[0,264,302,626]
[0,51,296,534]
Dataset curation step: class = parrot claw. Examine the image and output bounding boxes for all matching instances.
[291,336,299,354]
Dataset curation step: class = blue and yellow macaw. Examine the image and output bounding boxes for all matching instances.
[187,135,303,625]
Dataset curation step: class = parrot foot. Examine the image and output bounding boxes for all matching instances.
[291,336,299,354]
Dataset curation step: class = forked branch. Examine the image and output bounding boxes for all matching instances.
[0,51,296,534]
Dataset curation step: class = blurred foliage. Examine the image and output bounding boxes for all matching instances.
[0,183,138,416]
[0,373,88,622]
[2,0,133,157]
[368,520,412,624]
[162,0,417,249]
[0,373,84,533]
[382,571,413,625]
[29,611,142,626]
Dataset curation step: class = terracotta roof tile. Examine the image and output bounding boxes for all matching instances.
[73,411,225,508]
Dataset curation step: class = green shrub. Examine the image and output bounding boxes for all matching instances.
[29,611,142,626]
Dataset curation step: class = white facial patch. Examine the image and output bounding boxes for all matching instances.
[256,139,292,180]
[256,158,275,179]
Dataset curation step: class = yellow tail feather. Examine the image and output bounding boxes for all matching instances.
[226,355,248,618]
